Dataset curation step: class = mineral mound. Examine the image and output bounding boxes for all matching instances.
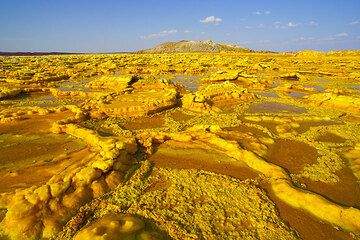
[138,40,252,53]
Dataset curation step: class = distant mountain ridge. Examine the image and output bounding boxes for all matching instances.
[138,40,253,53]
[0,52,79,56]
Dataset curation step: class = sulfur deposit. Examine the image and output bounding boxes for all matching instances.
[0,50,360,240]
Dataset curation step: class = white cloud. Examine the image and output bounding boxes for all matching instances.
[335,32,349,37]
[287,22,299,28]
[143,29,178,39]
[200,16,222,24]
[184,30,192,33]
[257,24,265,29]
[293,37,314,42]
[253,11,271,15]
[309,21,318,26]
[349,20,360,25]
[273,21,299,29]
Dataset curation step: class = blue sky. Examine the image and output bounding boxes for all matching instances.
[0,0,359,52]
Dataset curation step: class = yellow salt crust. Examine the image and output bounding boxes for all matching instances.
[243,114,333,137]
[50,88,88,97]
[138,129,360,234]
[0,105,84,124]
[88,75,135,89]
[73,214,160,240]
[181,93,217,113]
[0,87,22,100]
[94,89,178,117]
[343,144,360,181]
[296,50,324,58]
[182,81,257,110]
[244,114,331,123]
[272,179,360,232]
[53,123,137,155]
[199,81,253,99]
[0,122,137,239]
[132,78,174,91]
[200,70,239,82]
[306,93,360,114]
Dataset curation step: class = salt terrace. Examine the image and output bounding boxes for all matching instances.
[0,51,360,240]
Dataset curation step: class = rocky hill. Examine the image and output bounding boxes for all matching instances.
[138,40,252,53]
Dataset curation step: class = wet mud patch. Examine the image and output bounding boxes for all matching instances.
[24,92,61,107]
[170,75,201,92]
[349,84,360,91]
[57,79,92,93]
[248,101,308,114]
[0,134,87,192]
[123,115,165,130]
[255,92,280,98]
[316,132,347,143]
[0,110,75,135]
[168,109,195,122]
[288,92,308,98]
[304,85,327,92]
[296,120,343,134]
[266,139,318,173]
[316,79,331,83]
[299,165,360,208]
[150,140,259,180]
[212,98,248,112]
[7,92,62,108]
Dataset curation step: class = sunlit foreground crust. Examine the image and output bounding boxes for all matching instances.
[73,214,163,240]
[0,107,137,239]
[137,128,360,234]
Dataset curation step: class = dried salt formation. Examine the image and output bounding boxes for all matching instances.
[73,214,163,240]
[88,89,178,117]
[0,50,360,240]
